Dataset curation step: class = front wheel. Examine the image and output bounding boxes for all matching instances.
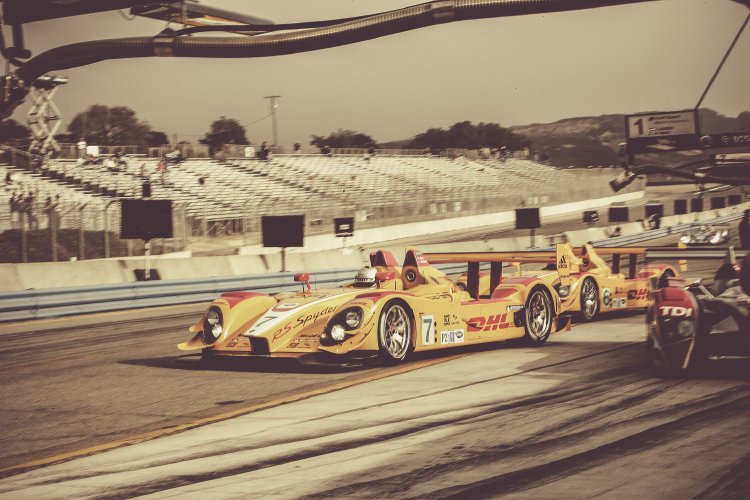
[378,302,412,364]
[523,288,553,346]
[579,277,599,321]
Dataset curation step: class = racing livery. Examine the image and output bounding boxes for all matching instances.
[180,248,571,365]
[179,249,404,363]
[456,244,678,321]
[647,247,750,375]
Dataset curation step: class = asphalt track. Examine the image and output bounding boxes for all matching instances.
[2,309,750,498]
[0,193,748,498]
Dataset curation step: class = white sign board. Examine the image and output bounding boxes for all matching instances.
[626,111,698,139]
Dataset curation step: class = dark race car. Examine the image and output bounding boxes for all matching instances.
[646,247,750,375]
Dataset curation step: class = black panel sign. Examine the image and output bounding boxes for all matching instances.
[120,199,173,240]
[608,206,629,223]
[645,203,664,219]
[262,215,304,248]
[674,199,688,215]
[334,217,354,238]
[515,208,540,230]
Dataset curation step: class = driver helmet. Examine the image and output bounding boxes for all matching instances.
[353,266,377,288]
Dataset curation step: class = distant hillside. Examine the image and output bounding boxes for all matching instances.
[509,109,750,168]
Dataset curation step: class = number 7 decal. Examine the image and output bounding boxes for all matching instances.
[421,315,435,346]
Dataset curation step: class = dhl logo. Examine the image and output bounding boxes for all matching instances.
[627,288,648,301]
[468,313,512,332]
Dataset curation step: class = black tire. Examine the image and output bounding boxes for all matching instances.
[646,337,676,377]
[523,287,554,346]
[741,254,750,296]
[378,302,412,364]
[579,277,599,321]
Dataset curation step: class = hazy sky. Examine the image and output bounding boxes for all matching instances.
[8,0,750,147]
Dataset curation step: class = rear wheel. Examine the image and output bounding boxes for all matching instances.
[579,277,599,321]
[523,288,553,346]
[378,302,412,364]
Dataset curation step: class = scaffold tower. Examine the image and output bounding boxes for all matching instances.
[26,74,68,155]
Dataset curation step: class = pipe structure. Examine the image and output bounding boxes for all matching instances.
[2,0,659,117]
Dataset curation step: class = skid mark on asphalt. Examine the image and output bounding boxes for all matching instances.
[0,353,465,479]
[304,386,750,499]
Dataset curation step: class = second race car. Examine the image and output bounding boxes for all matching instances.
[455,243,679,321]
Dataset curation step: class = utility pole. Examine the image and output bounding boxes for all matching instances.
[264,95,281,148]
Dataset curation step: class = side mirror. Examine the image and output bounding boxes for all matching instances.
[294,272,311,291]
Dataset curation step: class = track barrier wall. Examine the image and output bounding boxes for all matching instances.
[1,202,747,322]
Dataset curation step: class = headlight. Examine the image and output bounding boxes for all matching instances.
[330,324,346,342]
[710,233,721,244]
[557,285,570,298]
[674,319,694,339]
[345,309,362,329]
[680,235,691,244]
[203,308,223,343]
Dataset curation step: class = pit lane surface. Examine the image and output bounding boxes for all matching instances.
[2,308,750,498]
[1,207,748,497]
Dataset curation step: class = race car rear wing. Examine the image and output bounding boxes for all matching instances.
[587,246,647,278]
[423,244,572,299]
[643,247,749,261]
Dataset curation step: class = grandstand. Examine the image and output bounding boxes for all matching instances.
[1,147,629,252]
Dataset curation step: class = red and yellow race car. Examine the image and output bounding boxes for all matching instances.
[456,244,678,321]
[180,248,572,365]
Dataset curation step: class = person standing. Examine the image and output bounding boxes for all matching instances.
[76,137,87,159]
[739,209,750,250]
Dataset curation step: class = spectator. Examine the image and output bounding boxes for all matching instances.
[293,142,302,154]
[24,191,38,230]
[9,192,17,228]
[104,157,119,172]
[257,141,271,161]
[740,209,750,250]
[368,146,376,157]
[157,159,170,185]
[83,153,101,166]
[608,225,622,238]
[76,138,87,158]
[5,171,13,186]
[114,149,128,169]
[165,147,183,164]
[321,144,332,156]
[139,162,149,178]
[43,196,59,230]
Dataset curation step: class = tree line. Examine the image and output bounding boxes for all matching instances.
[0,103,534,153]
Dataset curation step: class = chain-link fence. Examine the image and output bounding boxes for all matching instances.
[1,191,190,263]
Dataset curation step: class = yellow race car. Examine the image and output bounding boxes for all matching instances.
[456,244,678,321]
[180,247,572,365]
